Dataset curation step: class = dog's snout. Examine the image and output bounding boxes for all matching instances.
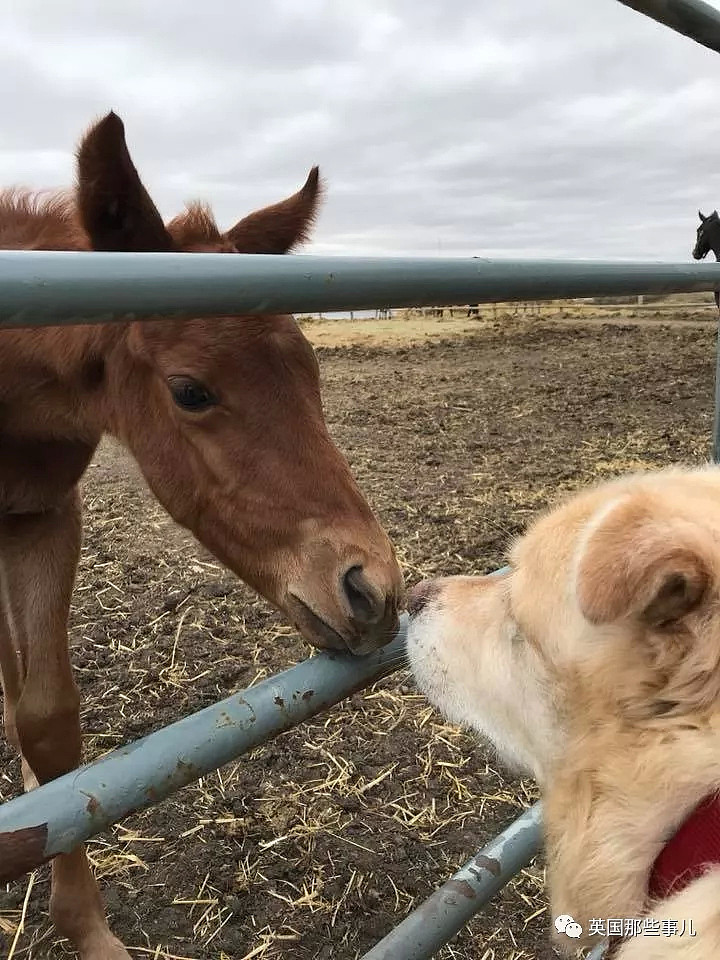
[407,578,439,618]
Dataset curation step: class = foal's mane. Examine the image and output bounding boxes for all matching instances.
[0,189,265,252]
[0,188,88,251]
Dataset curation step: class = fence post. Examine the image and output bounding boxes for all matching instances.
[714,313,720,463]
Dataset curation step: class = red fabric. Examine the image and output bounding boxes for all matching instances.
[648,792,720,901]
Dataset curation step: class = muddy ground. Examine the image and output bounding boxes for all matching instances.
[0,308,716,960]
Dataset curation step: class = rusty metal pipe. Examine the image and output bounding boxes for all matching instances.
[0,620,407,883]
[362,803,543,960]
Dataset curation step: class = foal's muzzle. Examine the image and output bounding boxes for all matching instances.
[287,563,401,657]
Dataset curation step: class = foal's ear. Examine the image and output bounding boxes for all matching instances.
[576,497,711,628]
[700,210,707,222]
[76,112,174,252]
[224,166,323,254]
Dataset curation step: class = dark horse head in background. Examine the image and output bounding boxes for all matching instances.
[693,210,720,309]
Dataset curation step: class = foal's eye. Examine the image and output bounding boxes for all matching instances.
[167,376,217,412]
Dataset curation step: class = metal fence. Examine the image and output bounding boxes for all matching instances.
[2,252,720,330]
[2,261,718,959]
[3,1,720,957]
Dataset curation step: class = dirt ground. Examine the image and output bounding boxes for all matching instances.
[1,305,717,960]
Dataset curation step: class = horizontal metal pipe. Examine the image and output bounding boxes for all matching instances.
[0,618,408,883]
[617,0,720,54]
[362,803,543,960]
[1,252,720,328]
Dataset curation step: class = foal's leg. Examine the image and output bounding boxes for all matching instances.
[0,596,37,791]
[0,493,131,960]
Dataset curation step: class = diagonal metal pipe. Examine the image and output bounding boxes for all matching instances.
[0,620,408,883]
[617,0,720,54]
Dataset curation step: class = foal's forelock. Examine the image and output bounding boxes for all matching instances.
[166,203,227,249]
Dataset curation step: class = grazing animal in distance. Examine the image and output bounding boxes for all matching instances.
[0,112,403,959]
[693,209,720,309]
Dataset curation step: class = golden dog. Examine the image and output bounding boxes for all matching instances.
[407,466,720,958]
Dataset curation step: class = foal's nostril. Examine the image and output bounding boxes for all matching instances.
[407,579,437,618]
[342,565,385,625]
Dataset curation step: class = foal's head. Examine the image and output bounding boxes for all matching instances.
[76,112,403,655]
[693,209,720,260]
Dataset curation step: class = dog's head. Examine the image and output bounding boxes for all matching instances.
[408,468,720,781]
[407,467,720,947]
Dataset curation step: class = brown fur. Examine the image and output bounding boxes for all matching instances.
[0,112,403,959]
[408,466,720,958]
[166,201,226,248]
[0,188,87,250]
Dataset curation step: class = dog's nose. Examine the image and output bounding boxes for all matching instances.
[407,578,438,618]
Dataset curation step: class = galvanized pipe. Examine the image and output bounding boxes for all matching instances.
[714,317,720,463]
[2,252,720,327]
[361,803,543,960]
[617,0,720,54]
[0,619,408,883]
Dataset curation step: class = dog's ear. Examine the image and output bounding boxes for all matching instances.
[576,497,711,627]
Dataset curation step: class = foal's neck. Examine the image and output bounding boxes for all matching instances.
[0,321,127,439]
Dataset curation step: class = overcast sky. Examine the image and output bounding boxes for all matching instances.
[2,0,720,261]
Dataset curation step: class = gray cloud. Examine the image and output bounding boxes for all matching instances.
[1,0,719,260]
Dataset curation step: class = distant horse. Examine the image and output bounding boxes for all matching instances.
[0,113,403,959]
[693,209,720,309]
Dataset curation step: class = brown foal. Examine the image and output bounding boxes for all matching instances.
[0,113,403,959]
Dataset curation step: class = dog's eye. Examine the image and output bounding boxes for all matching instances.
[168,376,217,412]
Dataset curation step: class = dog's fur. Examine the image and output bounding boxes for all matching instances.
[407,466,720,957]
